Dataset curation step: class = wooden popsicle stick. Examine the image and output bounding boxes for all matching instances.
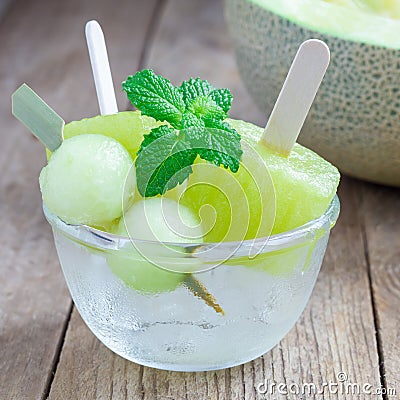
[183,275,225,315]
[261,39,330,156]
[85,20,118,115]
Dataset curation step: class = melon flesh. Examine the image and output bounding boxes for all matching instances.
[180,141,275,242]
[235,119,340,235]
[40,134,135,228]
[181,119,339,241]
[107,198,202,293]
[325,0,400,18]
[250,0,400,48]
[107,254,185,294]
[63,111,162,159]
[59,112,339,238]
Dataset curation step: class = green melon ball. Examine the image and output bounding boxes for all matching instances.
[118,197,203,243]
[107,198,203,293]
[40,134,135,228]
[107,254,185,294]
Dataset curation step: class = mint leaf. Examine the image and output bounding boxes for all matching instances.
[180,78,233,114]
[187,96,226,122]
[180,78,214,107]
[135,125,196,197]
[186,120,242,173]
[181,112,205,131]
[123,70,185,128]
[209,89,233,113]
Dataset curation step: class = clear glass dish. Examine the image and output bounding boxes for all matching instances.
[44,195,340,371]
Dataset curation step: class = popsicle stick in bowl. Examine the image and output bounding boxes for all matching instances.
[261,39,330,156]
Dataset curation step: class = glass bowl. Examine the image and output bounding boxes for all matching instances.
[43,195,339,371]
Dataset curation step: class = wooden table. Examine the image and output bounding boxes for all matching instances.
[1,0,399,399]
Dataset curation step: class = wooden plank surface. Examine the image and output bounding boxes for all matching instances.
[361,183,400,395]
[0,0,11,19]
[0,0,159,399]
[143,0,265,127]
[1,0,398,398]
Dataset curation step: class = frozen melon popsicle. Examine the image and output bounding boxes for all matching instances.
[253,39,339,235]
[180,40,339,241]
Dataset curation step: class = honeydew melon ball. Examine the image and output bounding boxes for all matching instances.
[118,197,203,243]
[40,134,135,228]
[107,198,203,293]
[107,254,184,294]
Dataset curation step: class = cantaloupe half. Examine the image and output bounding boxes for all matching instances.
[225,0,400,186]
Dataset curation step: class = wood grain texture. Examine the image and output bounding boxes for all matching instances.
[263,177,382,400]
[361,183,400,395]
[2,0,397,398]
[0,0,158,399]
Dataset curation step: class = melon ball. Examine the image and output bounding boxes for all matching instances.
[117,197,203,243]
[40,134,135,227]
[107,255,183,294]
[107,198,203,293]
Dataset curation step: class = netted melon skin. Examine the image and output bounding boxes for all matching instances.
[225,0,400,186]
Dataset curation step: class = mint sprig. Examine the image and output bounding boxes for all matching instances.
[123,70,242,197]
